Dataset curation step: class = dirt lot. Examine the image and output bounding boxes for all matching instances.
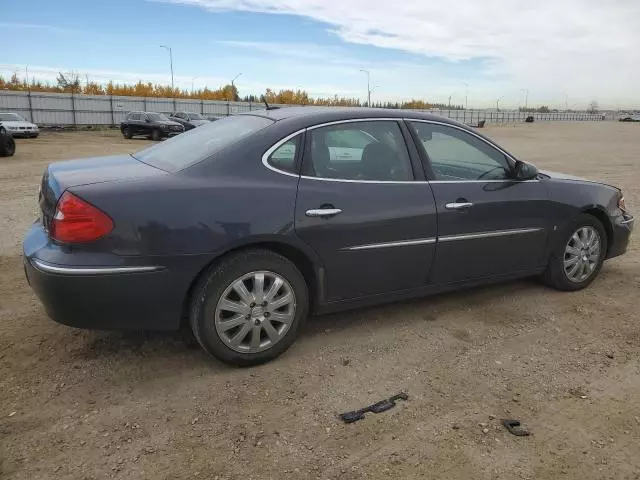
[1,124,639,480]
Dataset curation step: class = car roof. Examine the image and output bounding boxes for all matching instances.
[240,106,462,128]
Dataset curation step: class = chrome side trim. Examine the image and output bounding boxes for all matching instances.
[31,259,163,275]
[261,128,306,178]
[439,228,543,242]
[343,238,436,251]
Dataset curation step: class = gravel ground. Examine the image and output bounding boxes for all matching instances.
[1,123,639,480]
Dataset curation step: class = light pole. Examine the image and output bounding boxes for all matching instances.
[520,88,529,110]
[359,69,370,107]
[191,76,198,94]
[448,95,452,109]
[462,82,469,110]
[160,45,174,91]
[496,96,504,112]
[231,72,242,101]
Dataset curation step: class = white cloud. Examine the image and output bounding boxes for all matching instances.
[0,22,76,34]
[159,0,640,107]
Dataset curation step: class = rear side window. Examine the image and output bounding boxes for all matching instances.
[267,135,300,174]
[128,113,140,120]
[303,121,413,181]
[133,115,273,172]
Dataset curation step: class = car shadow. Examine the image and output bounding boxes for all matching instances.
[69,277,542,368]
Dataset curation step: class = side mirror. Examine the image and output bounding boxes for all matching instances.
[514,161,539,180]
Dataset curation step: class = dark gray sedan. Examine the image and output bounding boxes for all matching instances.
[23,108,634,365]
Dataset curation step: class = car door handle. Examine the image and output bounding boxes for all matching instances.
[445,202,473,210]
[305,208,342,217]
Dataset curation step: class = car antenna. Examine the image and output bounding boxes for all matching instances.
[261,95,280,111]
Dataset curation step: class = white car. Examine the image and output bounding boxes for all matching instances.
[619,113,640,122]
[0,112,39,138]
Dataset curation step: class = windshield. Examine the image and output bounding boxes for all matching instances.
[147,113,169,122]
[188,113,205,120]
[0,113,24,122]
[132,115,273,172]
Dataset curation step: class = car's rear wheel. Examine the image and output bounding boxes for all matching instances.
[123,127,133,139]
[151,129,162,141]
[542,214,607,291]
[0,136,16,157]
[189,249,308,366]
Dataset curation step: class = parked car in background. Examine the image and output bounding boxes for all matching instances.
[205,114,224,122]
[24,108,634,366]
[619,113,640,122]
[168,111,210,130]
[0,112,39,138]
[0,124,16,156]
[120,111,184,140]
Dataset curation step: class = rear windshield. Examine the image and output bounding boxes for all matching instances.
[132,115,273,172]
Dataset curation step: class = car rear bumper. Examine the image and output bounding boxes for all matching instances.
[607,214,634,259]
[23,222,206,331]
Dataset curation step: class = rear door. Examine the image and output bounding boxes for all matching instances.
[292,119,438,302]
[407,120,550,284]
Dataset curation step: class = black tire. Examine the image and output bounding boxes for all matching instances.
[151,129,162,141]
[123,127,133,139]
[32,133,39,138]
[542,214,607,291]
[189,249,309,366]
[0,136,16,157]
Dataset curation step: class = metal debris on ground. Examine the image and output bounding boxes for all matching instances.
[339,393,409,424]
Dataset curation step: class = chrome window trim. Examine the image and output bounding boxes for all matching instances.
[438,228,543,242]
[31,259,163,275]
[261,128,306,178]
[343,237,436,251]
[260,117,540,185]
[306,117,400,130]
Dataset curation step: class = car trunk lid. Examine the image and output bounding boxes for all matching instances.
[39,154,166,232]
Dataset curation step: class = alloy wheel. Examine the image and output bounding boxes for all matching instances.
[563,226,601,283]
[214,271,296,353]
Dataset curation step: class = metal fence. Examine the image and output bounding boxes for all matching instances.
[0,90,607,126]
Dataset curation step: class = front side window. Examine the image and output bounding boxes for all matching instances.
[267,135,300,173]
[410,122,512,181]
[304,121,413,181]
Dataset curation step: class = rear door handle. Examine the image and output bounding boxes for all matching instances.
[445,202,473,210]
[305,208,342,218]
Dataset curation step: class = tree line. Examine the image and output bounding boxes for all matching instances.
[0,73,463,110]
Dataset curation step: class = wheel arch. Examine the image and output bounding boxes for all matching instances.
[581,206,613,256]
[180,236,324,328]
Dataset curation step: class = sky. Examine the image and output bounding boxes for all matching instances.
[2,0,639,109]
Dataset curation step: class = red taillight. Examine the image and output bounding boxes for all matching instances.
[50,192,113,243]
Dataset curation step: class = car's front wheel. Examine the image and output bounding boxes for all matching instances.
[151,129,162,141]
[123,127,133,139]
[189,249,309,366]
[543,214,607,291]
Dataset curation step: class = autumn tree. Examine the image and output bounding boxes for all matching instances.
[57,72,81,93]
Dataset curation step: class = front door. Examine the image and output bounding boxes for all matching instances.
[407,120,550,284]
[294,119,438,302]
